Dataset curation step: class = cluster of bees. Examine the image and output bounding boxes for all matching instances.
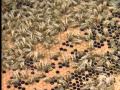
[2,0,120,90]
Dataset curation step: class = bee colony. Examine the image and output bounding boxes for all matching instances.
[2,0,120,90]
